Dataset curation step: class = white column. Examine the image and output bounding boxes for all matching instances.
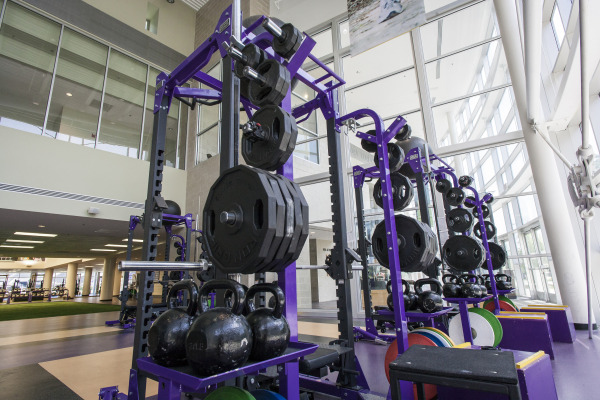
[82,267,93,296]
[494,0,593,324]
[113,268,122,297]
[42,268,54,290]
[99,257,116,301]
[65,263,78,299]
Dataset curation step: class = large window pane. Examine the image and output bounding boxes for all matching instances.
[420,1,498,60]
[164,97,179,168]
[177,100,188,170]
[425,39,510,105]
[45,29,107,146]
[141,67,158,161]
[0,2,61,134]
[342,34,413,87]
[97,50,146,157]
[196,63,221,164]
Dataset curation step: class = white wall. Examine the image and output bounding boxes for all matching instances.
[270,0,347,30]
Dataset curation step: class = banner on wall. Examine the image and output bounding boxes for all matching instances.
[347,0,426,55]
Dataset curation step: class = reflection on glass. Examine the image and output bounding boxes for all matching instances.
[97,50,147,157]
[197,124,218,162]
[0,2,61,134]
[420,1,498,60]
[342,34,413,87]
[46,29,107,146]
[310,29,333,59]
[141,67,158,161]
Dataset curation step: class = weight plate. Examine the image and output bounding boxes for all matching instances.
[361,129,377,153]
[206,387,256,400]
[385,336,438,400]
[485,194,495,204]
[420,327,456,347]
[394,123,412,141]
[259,174,296,272]
[458,175,474,187]
[371,215,438,273]
[251,390,285,400]
[242,105,297,171]
[446,208,474,233]
[411,329,446,347]
[474,221,496,240]
[396,137,433,179]
[499,295,518,311]
[373,172,414,211]
[253,171,287,273]
[483,298,518,313]
[470,307,503,347]
[443,235,486,272]
[435,178,452,194]
[445,187,466,207]
[287,179,309,264]
[448,308,496,347]
[373,142,405,173]
[464,196,477,208]
[248,59,291,107]
[203,165,278,274]
[273,23,302,59]
[472,204,490,219]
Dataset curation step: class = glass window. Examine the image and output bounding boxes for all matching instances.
[551,4,566,47]
[196,63,221,164]
[177,98,188,170]
[0,2,61,134]
[164,96,179,168]
[310,29,333,59]
[339,20,350,49]
[420,1,498,60]
[45,28,107,146]
[141,67,158,161]
[342,34,413,87]
[97,50,147,157]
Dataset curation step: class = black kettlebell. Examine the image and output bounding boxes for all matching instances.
[186,279,252,375]
[482,274,492,291]
[245,283,290,361]
[495,274,513,290]
[459,274,483,298]
[414,278,443,313]
[442,274,461,298]
[405,280,419,311]
[226,284,251,314]
[386,280,394,310]
[148,279,198,366]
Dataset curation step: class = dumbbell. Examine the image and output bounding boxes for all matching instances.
[243,60,291,107]
[262,18,303,59]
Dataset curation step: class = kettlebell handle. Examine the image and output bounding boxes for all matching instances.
[167,279,199,317]
[199,279,246,315]
[245,283,285,319]
[401,279,410,295]
[415,278,442,295]
[495,273,511,282]
[442,274,458,284]
[386,280,392,294]
[459,273,478,283]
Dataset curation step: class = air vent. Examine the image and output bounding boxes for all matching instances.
[0,183,144,209]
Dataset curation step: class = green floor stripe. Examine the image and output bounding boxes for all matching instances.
[0,302,120,321]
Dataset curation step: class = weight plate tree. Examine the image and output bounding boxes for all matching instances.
[371,215,438,272]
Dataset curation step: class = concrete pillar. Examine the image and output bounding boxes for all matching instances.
[494,0,593,325]
[113,269,122,297]
[82,267,93,296]
[65,263,78,299]
[42,268,54,290]
[99,257,116,301]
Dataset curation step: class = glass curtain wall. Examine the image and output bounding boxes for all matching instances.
[0,1,187,170]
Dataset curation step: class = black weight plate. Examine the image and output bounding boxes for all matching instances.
[442,235,485,272]
[259,174,296,272]
[253,170,286,273]
[464,196,477,208]
[373,172,414,211]
[485,194,494,204]
[435,178,452,194]
[473,221,496,240]
[203,165,278,274]
[373,142,404,173]
[242,105,296,171]
[446,208,474,233]
[286,179,309,266]
[488,242,507,270]
[472,204,490,219]
[396,136,433,179]
[273,23,302,59]
[248,59,291,107]
[371,215,438,273]
[458,175,474,187]
[361,129,377,153]
[394,124,412,141]
[273,115,298,170]
[445,187,466,207]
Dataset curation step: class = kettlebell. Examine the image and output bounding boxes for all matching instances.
[459,274,483,298]
[405,280,419,311]
[414,278,443,313]
[477,275,489,294]
[186,279,252,375]
[495,274,513,290]
[386,280,394,310]
[226,284,252,314]
[245,283,290,361]
[482,274,492,291]
[442,274,461,298]
[148,279,198,366]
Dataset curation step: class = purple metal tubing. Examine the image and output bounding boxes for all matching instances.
[241,15,267,39]
[300,375,382,400]
[341,108,412,399]
[172,87,221,100]
[136,342,318,393]
[192,70,223,91]
[285,34,316,77]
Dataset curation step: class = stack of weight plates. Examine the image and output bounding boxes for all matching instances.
[448,308,503,347]
[411,327,456,348]
[483,295,519,312]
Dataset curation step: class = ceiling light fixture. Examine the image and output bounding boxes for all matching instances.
[6,239,44,244]
[105,244,128,248]
[123,238,144,243]
[90,248,117,252]
[14,232,57,237]
[0,245,34,248]
[38,225,45,228]
[66,92,73,97]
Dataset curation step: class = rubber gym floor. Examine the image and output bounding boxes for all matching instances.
[0,298,598,399]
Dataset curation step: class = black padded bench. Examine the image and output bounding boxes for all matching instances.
[389,345,521,400]
[299,344,353,377]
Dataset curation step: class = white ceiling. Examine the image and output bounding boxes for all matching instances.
[180,0,210,12]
